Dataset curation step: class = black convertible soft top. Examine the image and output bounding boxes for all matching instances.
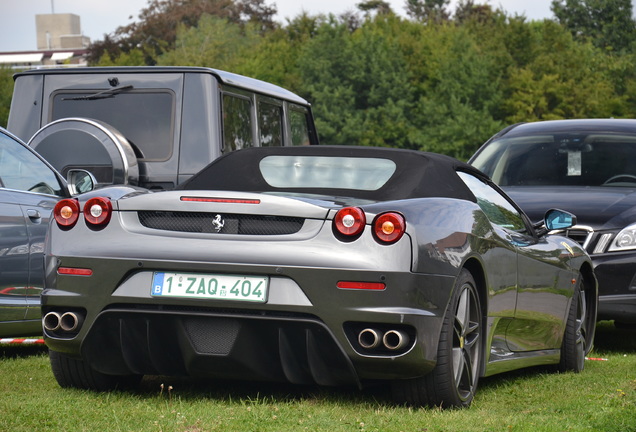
[179,146,482,202]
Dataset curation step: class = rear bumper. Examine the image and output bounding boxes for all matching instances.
[59,308,362,387]
[43,261,454,384]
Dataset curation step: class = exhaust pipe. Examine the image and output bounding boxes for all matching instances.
[358,328,382,349]
[60,312,82,332]
[43,312,61,332]
[383,329,409,351]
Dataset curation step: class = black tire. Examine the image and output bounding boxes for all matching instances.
[392,269,483,408]
[559,275,591,372]
[49,350,142,391]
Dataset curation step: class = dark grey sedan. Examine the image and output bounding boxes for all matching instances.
[0,127,95,337]
[43,146,596,408]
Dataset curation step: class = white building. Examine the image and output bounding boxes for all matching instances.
[0,13,90,69]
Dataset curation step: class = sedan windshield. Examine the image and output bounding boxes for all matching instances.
[472,133,636,187]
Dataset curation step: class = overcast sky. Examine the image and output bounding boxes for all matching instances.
[0,0,558,52]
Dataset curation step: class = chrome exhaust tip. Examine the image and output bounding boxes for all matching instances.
[383,329,409,350]
[358,328,382,349]
[59,312,82,332]
[42,312,62,332]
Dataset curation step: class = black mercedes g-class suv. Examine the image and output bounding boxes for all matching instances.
[8,67,318,190]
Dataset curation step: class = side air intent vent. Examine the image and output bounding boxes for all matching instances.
[564,226,594,249]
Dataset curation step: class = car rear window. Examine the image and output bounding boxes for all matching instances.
[259,156,397,190]
[51,91,175,161]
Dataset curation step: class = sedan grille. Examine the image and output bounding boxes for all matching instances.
[138,211,304,235]
[564,228,592,247]
[557,225,594,250]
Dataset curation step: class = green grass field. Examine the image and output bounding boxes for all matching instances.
[1,322,634,432]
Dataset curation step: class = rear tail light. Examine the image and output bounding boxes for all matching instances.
[53,199,80,228]
[373,212,406,244]
[334,207,366,237]
[83,197,112,228]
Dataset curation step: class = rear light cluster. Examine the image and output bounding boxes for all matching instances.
[333,207,406,245]
[53,197,112,230]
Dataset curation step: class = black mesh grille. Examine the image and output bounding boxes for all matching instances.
[565,228,592,247]
[138,211,304,235]
[183,317,239,354]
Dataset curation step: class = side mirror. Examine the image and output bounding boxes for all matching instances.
[544,209,577,231]
[67,169,96,195]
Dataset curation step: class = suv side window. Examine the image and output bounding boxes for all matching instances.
[222,93,254,154]
[457,171,526,231]
[290,105,311,146]
[258,99,283,147]
[0,133,64,196]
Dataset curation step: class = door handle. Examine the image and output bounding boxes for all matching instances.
[27,209,41,221]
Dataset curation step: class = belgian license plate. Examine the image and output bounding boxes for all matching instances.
[151,272,268,302]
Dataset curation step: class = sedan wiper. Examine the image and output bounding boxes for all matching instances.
[61,84,134,101]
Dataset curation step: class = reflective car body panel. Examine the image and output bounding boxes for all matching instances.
[0,128,68,336]
[470,119,636,323]
[42,146,597,405]
[0,127,126,337]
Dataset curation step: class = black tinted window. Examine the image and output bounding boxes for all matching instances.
[52,92,174,161]
[290,106,311,146]
[258,101,283,147]
[222,94,253,153]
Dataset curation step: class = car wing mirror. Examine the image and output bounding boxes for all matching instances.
[67,169,96,195]
[542,209,577,234]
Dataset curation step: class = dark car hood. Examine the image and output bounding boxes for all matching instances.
[503,186,636,230]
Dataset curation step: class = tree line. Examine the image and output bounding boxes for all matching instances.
[2,0,636,160]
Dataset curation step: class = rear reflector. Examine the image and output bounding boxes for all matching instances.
[337,281,386,290]
[181,197,261,204]
[57,267,93,276]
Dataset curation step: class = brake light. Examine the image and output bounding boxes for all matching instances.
[181,197,260,204]
[373,212,406,244]
[334,207,366,237]
[53,199,80,228]
[83,197,112,228]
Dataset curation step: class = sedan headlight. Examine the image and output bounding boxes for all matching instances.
[608,224,636,251]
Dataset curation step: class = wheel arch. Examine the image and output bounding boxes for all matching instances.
[579,261,598,354]
[462,257,488,376]
[462,257,488,316]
